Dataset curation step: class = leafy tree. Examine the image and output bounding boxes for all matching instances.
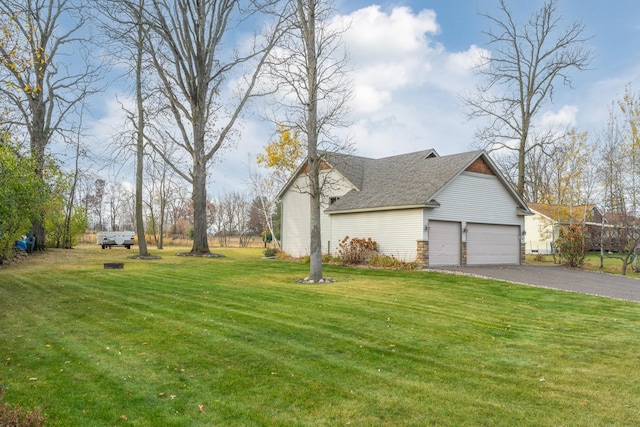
[257,125,305,187]
[465,0,592,198]
[0,138,47,261]
[43,166,88,248]
[0,0,101,249]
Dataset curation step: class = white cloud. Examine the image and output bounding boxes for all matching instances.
[444,44,489,76]
[328,5,477,156]
[338,6,439,62]
[540,105,579,128]
[352,85,392,113]
[336,5,482,119]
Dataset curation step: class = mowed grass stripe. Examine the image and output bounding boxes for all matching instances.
[2,246,640,425]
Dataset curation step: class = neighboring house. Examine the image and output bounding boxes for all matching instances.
[525,203,604,254]
[278,149,531,267]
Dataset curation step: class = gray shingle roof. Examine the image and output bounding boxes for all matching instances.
[323,149,487,212]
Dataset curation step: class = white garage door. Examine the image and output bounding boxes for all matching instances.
[467,223,520,265]
[429,221,460,266]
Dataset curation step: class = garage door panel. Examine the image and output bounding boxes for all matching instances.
[429,221,460,266]
[467,223,519,265]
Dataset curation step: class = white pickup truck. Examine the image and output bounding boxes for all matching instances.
[97,231,136,249]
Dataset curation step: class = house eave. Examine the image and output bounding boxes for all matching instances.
[327,204,428,215]
[518,207,533,216]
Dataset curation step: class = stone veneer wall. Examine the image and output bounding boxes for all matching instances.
[416,240,428,268]
[461,242,467,266]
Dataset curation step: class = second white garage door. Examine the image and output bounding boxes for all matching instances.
[467,223,520,265]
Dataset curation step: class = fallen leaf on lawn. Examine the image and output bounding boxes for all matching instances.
[198,405,205,413]
[170,394,177,399]
[120,414,128,421]
[158,392,165,397]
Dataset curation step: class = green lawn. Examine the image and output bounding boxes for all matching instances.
[527,251,640,278]
[2,246,640,426]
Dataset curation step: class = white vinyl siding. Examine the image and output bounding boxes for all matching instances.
[524,212,555,254]
[329,209,423,261]
[281,184,310,257]
[428,220,461,266]
[467,223,520,265]
[423,172,523,265]
[424,172,522,228]
[281,170,356,257]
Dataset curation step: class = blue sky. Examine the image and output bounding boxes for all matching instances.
[88,0,640,193]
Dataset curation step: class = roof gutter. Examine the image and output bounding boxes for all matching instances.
[327,204,431,215]
[517,207,533,216]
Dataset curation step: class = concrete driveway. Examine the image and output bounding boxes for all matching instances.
[438,264,640,303]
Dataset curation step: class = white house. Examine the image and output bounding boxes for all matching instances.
[278,149,531,267]
[525,203,604,254]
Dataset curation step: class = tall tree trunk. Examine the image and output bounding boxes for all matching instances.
[62,118,83,249]
[300,0,322,282]
[158,196,165,249]
[31,104,48,251]
[518,140,526,198]
[191,161,210,254]
[308,153,322,282]
[135,0,149,257]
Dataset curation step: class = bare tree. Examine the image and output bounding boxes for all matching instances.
[544,130,590,207]
[0,0,102,249]
[228,191,254,247]
[522,144,551,203]
[246,165,281,249]
[140,0,282,255]
[60,109,86,248]
[96,0,157,257]
[597,93,640,275]
[83,178,107,230]
[211,194,233,247]
[269,0,352,282]
[465,0,592,198]
[144,145,183,249]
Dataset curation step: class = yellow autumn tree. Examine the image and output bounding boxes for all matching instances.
[619,84,640,149]
[618,85,640,213]
[546,129,590,209]
[256,125,305,186]
[249,125,305,251]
